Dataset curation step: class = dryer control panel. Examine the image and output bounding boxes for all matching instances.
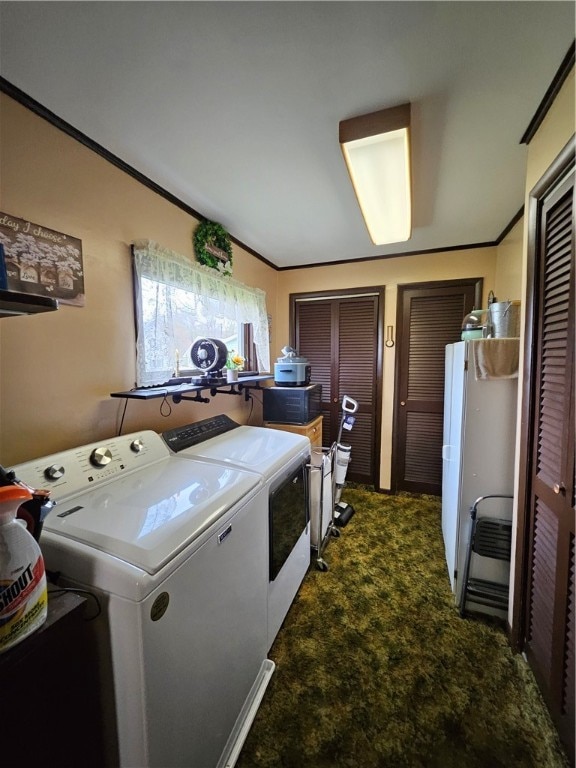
[163,414,239,452]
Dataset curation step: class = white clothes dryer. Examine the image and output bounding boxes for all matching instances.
[163,415,311,649]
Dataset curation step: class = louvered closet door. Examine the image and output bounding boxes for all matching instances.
[337,299,379,483]
[295,293,381,485]
[297,301,333,438]
[524,167,575,759]
[394,283,479,494]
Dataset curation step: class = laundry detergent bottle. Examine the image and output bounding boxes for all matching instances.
[0,485,48,653]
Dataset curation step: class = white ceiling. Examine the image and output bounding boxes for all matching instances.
[0,2,574,269]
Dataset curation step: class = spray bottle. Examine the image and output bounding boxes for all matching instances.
[0,485,48,653]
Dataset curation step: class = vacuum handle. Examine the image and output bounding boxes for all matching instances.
[341,395,359,414]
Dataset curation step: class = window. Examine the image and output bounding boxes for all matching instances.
[132,241,270,386]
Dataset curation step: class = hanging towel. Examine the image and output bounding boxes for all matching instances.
[472,338,520,380]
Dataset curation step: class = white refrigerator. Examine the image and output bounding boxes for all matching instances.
[442,340,517,615]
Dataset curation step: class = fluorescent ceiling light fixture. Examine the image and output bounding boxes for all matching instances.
[339,103,412,245]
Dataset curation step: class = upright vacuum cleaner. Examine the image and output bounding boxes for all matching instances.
[332,395,358,527]
[310,394,359,571]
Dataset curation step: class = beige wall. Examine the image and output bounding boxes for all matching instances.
[277,248,499,489]
[524,69,575,193]
[0,95,277,465]
[495,217,523,302]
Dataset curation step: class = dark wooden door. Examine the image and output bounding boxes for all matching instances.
[522,157,574,760]
[293,290,383,486]
[393,280,481,495]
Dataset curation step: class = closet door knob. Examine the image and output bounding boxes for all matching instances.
[553,483,566,495]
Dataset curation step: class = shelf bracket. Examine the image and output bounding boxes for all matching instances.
[238,382,266,402]
[171,393,211,404]
[209,386,242,397]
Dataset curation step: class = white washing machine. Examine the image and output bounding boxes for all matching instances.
[163,415,311,649]
[10,431,273,768]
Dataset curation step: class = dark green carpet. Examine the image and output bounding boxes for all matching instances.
[237,487,568,768]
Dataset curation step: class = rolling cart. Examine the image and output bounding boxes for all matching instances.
[310,395,358,571]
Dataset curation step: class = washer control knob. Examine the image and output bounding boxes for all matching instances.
[90,447,113,467]
[45,464,65,480]
[130,438,144,453]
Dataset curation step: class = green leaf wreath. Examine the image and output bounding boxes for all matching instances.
[193,219,233,274]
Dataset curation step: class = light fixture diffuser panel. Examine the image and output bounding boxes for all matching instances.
[340,104,412,245]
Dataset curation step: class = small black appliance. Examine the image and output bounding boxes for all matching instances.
[190,337,228,385]
[263,383,321,425]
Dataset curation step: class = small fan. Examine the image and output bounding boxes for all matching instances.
[190,338,228,376]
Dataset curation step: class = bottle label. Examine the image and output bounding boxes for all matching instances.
[0,556,47,652]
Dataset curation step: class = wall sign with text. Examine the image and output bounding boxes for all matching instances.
[0,212,85,306]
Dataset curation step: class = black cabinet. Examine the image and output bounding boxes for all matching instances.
[0,591,104,767]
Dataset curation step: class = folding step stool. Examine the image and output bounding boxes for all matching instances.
[459,494,513,618]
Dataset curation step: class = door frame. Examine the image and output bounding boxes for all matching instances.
[511,135,575,650]
[290,286,384,487]
[391,278,483,494]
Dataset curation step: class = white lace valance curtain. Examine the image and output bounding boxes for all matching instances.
[133,240,270,386]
